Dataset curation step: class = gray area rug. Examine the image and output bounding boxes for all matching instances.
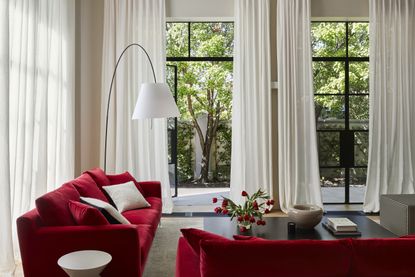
[143,217,203,277]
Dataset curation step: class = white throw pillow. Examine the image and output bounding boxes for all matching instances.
[80,197,130,224]
[102,181,151,213]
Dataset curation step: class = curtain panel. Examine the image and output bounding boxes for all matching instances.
[230,0,273,203]
[0,0,75,274]
[364,0,415,212]
[276,0,323,212]
[101,0,173,213]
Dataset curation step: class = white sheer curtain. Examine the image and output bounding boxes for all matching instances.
[230,0,273,203]
[0,0,75,274]
[101,0,173,213]
[364,0,415,212]
[0,0,14,275]
[277,0,322,212]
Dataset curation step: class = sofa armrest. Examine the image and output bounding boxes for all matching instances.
[21,224,141,277]
[138,181,161,198]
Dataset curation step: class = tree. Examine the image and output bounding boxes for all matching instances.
[166,23,233,184]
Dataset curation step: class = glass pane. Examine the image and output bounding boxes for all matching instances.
[313,62,345,94]
[350,62,369,94]
[348,23,369,57]
[166,65,176,96]
[320,168,345,203]
[216,122,232,182]
[166,23,189,57]
[167,130,172,163]
[350,168,367,202]
[318,132,340,166]
[167,118,175,130]
[176,121,193,184]
[354,132,368,166]
[315,95,345,130]
[312,22,346,57]
[169,163,176,193]
[350,95,369,130]
[190,22,234,57]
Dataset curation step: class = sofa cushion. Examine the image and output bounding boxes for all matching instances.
[35,183,80,226]
[146,197,162,212]
[84,168,111,186]
[107,171,145,195]
[68,200,109,226]
[200,239,352,277]
[71,173,108,203]
[180,228,229,256]
[351,238,415,277]
[102,181,150,212]
[80,197,130,224]
[122,208,161,232]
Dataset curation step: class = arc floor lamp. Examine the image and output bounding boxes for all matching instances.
[103,43,180,172]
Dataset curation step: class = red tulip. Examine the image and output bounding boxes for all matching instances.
[250,216,256,223]
[244,214,250,221]
[253,201,259,210]
[241,191,248,197]
[265,209,270,214]
[256,220,262,225]
[212,197,218,203]
[239,226,247,232]
[262,220,266,226]
[214,207,222,214]
[222,209,229,215]
[237,216,243,222]
[221,199,228,207]
[269,199,275,205]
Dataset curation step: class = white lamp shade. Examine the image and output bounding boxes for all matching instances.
[132,83,180,119]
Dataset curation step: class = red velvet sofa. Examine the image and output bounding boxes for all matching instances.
[17,168,162,277]
[176,230,415,277]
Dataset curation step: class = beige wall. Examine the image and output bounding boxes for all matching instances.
[311,0,369,19]
[75,0,104,175]
[166,0,369,19]
[166,0,234,19]
[74,0,369,196]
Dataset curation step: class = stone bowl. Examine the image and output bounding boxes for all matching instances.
[288,204,323,229]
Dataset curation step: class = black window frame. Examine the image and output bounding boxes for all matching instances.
[312,21,369,205]
[166,21,234,197]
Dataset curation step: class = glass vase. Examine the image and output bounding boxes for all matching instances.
[237,220,253,233]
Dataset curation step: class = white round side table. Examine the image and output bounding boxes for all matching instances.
[57,250,112,277]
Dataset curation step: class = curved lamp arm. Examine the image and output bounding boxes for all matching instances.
[104,43,157,172]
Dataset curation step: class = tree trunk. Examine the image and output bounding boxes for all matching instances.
[187,90,222,184]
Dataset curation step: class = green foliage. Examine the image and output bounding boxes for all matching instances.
[177,121,194,182]
[312,22,346,57]
[214,122,232,181]
[348,23,370,57]
[190,23,234,57]
[166,23,188,57]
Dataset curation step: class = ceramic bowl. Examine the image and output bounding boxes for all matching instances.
[287,204,323,229]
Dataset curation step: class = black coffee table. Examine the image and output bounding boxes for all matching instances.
[204,215,397,240]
